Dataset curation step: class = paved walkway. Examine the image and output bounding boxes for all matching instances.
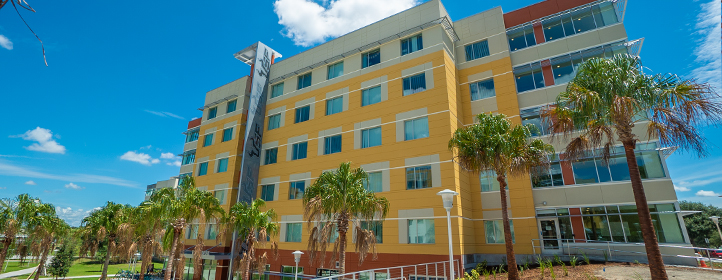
[0,256,53,279]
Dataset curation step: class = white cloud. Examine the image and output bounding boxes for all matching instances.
[140,145,152,150]
[696,190,721,197]
[25,180,37,185]
[120,151,160,166]
[12,127,66,154]
[144,110,185,120]
[56,207,98,227]
[0,160,137,188]
[64,182,84,190]
[690,0,721,90]
[274,0,420,46]
[160,152,176,159]
[0,35,13,50]
[674,185,690,192]
[167,160,182,167]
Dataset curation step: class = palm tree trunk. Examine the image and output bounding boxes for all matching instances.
[0,236,14,272]
[243,234,254,280]
[497,175,518,280]
[165,228,182,280]
[337,213,349,275]
[140,237,152,280]
[622,141,668,280]
[100,237,114,280]
[33,237,52,280]
[193,237,204,280]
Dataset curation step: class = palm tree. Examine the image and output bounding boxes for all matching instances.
[0,194,53,272]
[0,197,19,270]
[30,216,69,280]
[303,162,390,274]
[147,176,224,280]
[448,113,553,280]
[544,53,722,279]
[132,203,165,280]
[81,202,133,280]
[227,199,279,280]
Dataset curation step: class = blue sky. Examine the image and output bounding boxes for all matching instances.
[0,0,719,226]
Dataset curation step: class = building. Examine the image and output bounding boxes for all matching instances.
[174,0,693,279]
[145,176,180,201]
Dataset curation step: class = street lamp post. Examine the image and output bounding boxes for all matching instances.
[710,216,722,245]
[292,251,304,280]
[437,189,459,280]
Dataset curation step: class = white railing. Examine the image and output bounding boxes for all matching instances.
[312,260,460,280]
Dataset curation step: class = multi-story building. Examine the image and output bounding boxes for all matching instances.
[174,0,693,279]
[144,176,180,201]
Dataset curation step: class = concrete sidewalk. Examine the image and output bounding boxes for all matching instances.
[0,256,53,279]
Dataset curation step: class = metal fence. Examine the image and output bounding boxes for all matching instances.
[310,260,460,280]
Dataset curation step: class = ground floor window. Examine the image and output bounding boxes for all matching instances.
[183,259,216,280]
[484,220,515,244]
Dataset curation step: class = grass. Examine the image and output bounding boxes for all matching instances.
[2,261,39,274]
[9,258,164,278]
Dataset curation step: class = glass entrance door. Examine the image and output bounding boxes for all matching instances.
[538,218,562,254]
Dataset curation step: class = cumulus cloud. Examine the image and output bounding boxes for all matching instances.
[144,110,185,120]
[0,35,13,50]
[160,152,176,159]
[674,185,690,192]
[120,151,160,166]
[696,190,721,197]
[690,0,721,90]
[12,127,66,154]
[167,160,182,167]
[0,160,137,188]
[25,180,37,185]
[56,207,100,227]
[64,182,84,190]
[274,0,420,46]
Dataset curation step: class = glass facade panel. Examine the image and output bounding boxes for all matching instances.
[532,155,564,188]
[583,215,611,241]
[361,127,382,148]
[408,219,434,244]
[186,129,199,142]
[182,152,195,165]
[542,17,565,41]
[514,62,544,93]
[571,7,596,33]
[362,49,381,68]
[271,83,284,98]
[289,181,305,200]
[572,159,599,184]
[637,150,666,179]
[361,86,382,106]
[403,73,426,96]
[326,96,343,115]
[323,135,342,155]
[470,79,495,101]
[521,106,549,136]
[507,27,528,51]
[608,214,625,242]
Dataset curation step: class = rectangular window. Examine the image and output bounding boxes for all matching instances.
[401,34,423,56]
[217,158,228,173]
[470,79,495,101]
[206,221,219,240]
[182,152,195,165]
[480,170,501,192]
[326,96,343,115]
[198,162,208,176]
[297,73,312,90]
[361,86,382,106]
[295,106,310,123]
[542,16,565,41]
[361,127,382,148]
[507,24,536,52]
[214,190,226,205]
[582,215,611,241]
[484,220,514,244]
[203,133,213,147]
[571,6,597,34]
[406,165,432,190]
[538,2,619,44]
[185,224,199,239]
[289,181,305,200]
[363,172,383,193]
[531,155,565,188]
[291,142,308,160]
[327,61,344,80]
[408,219,434,244]
[404,117,429,141]
[520,106,549,136]
[285,223,302,242]
[222,128,233,142]
[268,114,281,130]
[179,173,192,186]
[227,99,237,113]
[323,135,342,155]
[571,144,665,184]
[465,40,490,61]
[361,221,383,243]
[402,73,426,96]
[264,148,278,165]
[271,83,284,98]
[362,49,381,68]
[207,107,217,120]
[261,184,275,201]
[185,129,199,142]
[514,62,545,93]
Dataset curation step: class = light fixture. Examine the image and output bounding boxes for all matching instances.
[292,251,304,280]
[437,189,459,280]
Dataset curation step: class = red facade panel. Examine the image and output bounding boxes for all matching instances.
[188,118,202,129]
[568,208,586,243]
[503,0,598,28]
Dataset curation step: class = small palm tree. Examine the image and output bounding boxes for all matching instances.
[545,54,722,280]
[0,194,45,270]
[132,203,165,280]
[227,199,279,280]
[448,113,553,280]
[81,202,133,280]
[303,162,390,274]
[30,215,69,280]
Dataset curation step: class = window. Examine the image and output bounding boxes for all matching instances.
[401,34,423,55]
[217,158,228,173]
[540,2,619,44]
[281,266,303,280]
[521,106,550,136]
[406,165,432,190]
[289,181,305,199]
[361,221,383,243]
[402,73,426,96]
[550,42,628,85]
[207,107,217,120]
[285,223,302,242]
[326,97,343,115]
[261,184,275,201]
[291,142,308,160]
[480,170,501,192]
[185,224,199,239]
[222,128,233,142]
[198,162,208,176]
[514,62,545,93]
[361,127,382,148]
[214,190,226,205]
[531,155,565,188]
[572,143,665,184]
[361,86,382,106]
[203,133,214,147]
[470,79,495,101]
[408,219,434,244]
[182,152,195,165]
[484,220,514,244]
[271,83,284,98]
[297,73,312,90]
[179,173,192,186]
[268,114,281,130]
[327,61,344,80]
[323,135,342,155]
[404,117,429,141]
[465,40,490,61]
[295,106,310,123]
[185,129,199,142]
[362,49,381,68]
[264,148,278,165]
[363,172,383,193]
[506,24,536,51]
[226,99,237,113]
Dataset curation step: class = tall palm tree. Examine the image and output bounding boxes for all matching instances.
[227,199,279,280]
[303,162,390,274]
[30,215,69,280]
[0,194,53,271]
[147,176,224,280]
[81,202,133,280]
[448,113,553,280]
[0,197,19,270]
[544,54,722,279]
[132,203,165,280]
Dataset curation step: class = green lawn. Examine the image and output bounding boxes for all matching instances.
[2,261,39,274]
[66,259,164,277]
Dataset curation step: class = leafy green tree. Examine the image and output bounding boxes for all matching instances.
[227,199,279,280]
[303,162,390,274]
[48,245,74,280]
[545,54,722,280]
[449,113,553,280]
[81,202,134,280]
[679,201,722,248]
